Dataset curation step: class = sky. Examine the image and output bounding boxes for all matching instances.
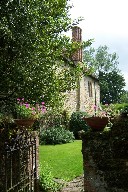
[69,0,128,90]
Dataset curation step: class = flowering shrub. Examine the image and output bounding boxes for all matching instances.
[15,98,46,119]
[93,105,107,117]
[101,104,120,117]
[92,104,120,118]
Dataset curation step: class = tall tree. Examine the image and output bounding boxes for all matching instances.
[100,71,126,104]
[83,45,126,103]
[83,45,119,75]
[0,0,87,108]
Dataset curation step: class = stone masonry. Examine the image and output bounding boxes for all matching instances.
[64,26,100,115]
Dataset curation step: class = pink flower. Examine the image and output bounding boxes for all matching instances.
[38,107,41,111]
[25,103,29,108]
[94,105,97,109]
[41,106,46,113]
[41,102,45,105]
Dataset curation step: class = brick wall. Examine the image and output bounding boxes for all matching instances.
[72,26,82,62]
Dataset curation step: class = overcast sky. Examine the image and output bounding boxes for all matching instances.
[69,0,128,90]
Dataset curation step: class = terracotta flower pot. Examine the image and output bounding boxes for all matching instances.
[14,119,35,128]
[83,116,108,131]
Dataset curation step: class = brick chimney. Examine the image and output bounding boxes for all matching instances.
[72,26,82,62]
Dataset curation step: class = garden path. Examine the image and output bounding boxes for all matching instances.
[56,175,84,192]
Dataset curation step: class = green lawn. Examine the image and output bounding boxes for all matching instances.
[39,140,83,181]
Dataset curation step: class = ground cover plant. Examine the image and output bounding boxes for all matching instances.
[39,140,83,181]
[39,164,63,192]
[40,126,74,145]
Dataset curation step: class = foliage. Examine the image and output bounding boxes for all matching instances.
[120,90,128,103]
[40,126,74,145]
[39,163,63,192]
[69,111,89,139]
[39,140,83,181]
[120,105,128,115]
[14,98,46,119]
[83,45,126,103]
[100,71,126,104]
[0,0,92,109]
[0,113,14,131]
[83,45,119,74]
[40,109,70,130]
[113,103,128,111]
[93,105,107,117]
[101,103,128,119]
[101,104,120,118]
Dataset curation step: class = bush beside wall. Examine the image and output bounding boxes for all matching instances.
[40,126,74,145]
[69,111,89,139]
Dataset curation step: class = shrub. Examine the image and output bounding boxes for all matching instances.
[69,111,89,139]
[40,126,74,145]
[114,103,128,112]
[39,163,63,192]
[39,110,70,130]
[101,103,120,117]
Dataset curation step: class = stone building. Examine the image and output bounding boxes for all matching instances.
[64,26,100,115]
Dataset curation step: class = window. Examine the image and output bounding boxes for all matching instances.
[88,81,93,97]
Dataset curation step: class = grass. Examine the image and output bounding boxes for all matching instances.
[39,140,83,181]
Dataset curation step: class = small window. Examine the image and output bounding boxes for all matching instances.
[88,81,93,97]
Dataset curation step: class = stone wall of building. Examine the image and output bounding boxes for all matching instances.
[64,26,100,116]
[64,89,78,114]
[64,75,100,115]
[80,75,100,115]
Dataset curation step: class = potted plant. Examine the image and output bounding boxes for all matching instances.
[83,116,108,131]
[14,98,46,128]
[83,105,109,131]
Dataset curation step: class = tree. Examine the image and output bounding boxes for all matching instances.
[120,90,128,103]
[83,45,126,103]
[100,71,126,104]
[83,45,119,74]
[0,0,87,109]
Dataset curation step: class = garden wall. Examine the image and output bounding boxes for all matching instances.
[82,117,128,192]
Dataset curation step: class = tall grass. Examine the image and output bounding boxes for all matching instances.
[39,140,83,181]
